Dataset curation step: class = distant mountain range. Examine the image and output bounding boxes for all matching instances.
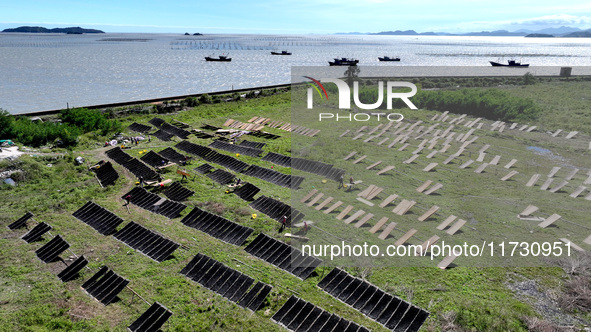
[2,26,105,34]
[337,26,591,37]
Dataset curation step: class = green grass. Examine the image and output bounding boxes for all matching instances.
[1,81,591,331]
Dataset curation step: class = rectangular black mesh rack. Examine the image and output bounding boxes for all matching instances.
[317,268,429,332]
[36,235,70,263]
[271,295,370,332]
[209,140,263,157]
[21,222,52,243]
[179,207,253,246]
[244,233,321,280]
[162,182,195,201]
[57,255,88,282]
[8,211,34,230]
[158,147,188,164]
[153,129,175,141]
[249,196,305,225]
[140,150,169,168]
[232,183,260,201]
[113,221,180,262]
[93,161,119,187]
[128,122,152,133]
[180,253,271,311]
[81,266,129,306]
[72,201,124,235]
[207,169,235,185]
[239,140,266,149]
[128,302,173,332]
[122,187,187,219]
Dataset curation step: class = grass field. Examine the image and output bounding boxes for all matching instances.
[1,79,591,331]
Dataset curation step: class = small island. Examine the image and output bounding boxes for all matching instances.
[525,33,554,37]
[2,26,105,34]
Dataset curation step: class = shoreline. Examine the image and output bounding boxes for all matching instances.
[12,82,292,117]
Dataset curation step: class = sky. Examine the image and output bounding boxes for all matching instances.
[1,0,591,34]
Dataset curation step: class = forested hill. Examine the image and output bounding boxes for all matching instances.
[2,26,105,33]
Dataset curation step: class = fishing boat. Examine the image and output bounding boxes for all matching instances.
[489,59,529,67]
[205,54,231,62]
[271,50,291,55]
[378,56,400,62]
[328,57,359,66]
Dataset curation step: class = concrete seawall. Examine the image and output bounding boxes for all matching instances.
[16,83,292,117]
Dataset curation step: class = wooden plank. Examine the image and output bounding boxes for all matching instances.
[501,170,519,181]
[344,210,366,224]
[339,129,351,137]
[418,235,440,256]
[560,238,585,252]
[474,163,489,174]
[397,143,410,151]
[489,155,501,165]
[585,174,591,185]
[416,180,433,193]
[540,178,554,191]
[300,189,318,203]
[583,234,591,245]
[394,229,418,246]
[476,152,486,162]
[510,123,518,129]
[391,199,408,214]
[565,131,578,139]
[442,155,456,165]
[354,213,374,228]
[352,133,364,140]
[356,197,374,207]
[315,197,334,211]
[504,159,517,169]
[323,201,343,214]
[366,161,383,170]
[355,126,368,133]
[526,125,537,132]
[358,185,376,198]
[379,194,398,208]
[565,168,579,180]
[425,150,438,159]
[479,144,490,153]
[378,222,397,240]
[365,187,384,200]
[369,217,389,234]
[376,165,395,175]
[343,151,357,160]
[538,214,561,228]
[336,205,354,220]
[403,154,419,164]
[519,205,538,216]
[438,252,459,269]
[446,219,467,235]
[377,137,389,146]
[570,186,587,198]
[459,160,474,169]
[438,144,451,154]
[306,193,324,207]
[549,180,568,193]
[423,183,443,195]
[525,174,541,187]
[423,163,438,172]
[551,129,562,137]
[352,155,367,164]
[437,215,457,230]
[412,146,424,155]
[394,200,416,215]
[548,166,561,178]
[418,205,440,222]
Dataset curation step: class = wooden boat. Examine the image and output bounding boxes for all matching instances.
[489,59,529,67]
[205,55,231,62]
[271,50,291,55]
[378,56,400,62]
[328,57,359,66]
